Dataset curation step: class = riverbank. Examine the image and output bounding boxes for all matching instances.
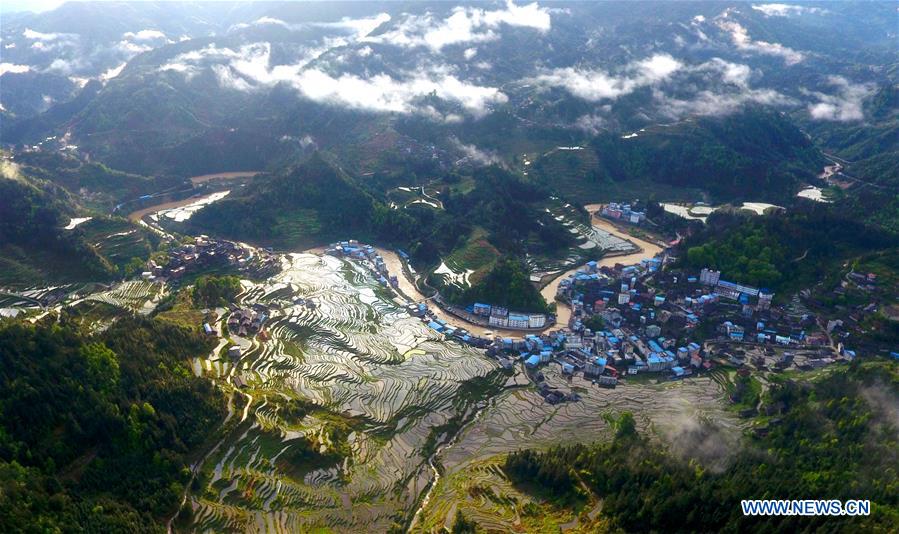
[374,247,526,338]
[541,205,664,330]
[127,190,230,223]
[378,204,665,338]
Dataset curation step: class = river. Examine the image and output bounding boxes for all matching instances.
[540,205,664,330]
[382,204,664,337]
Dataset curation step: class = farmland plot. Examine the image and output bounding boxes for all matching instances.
[414,364,740,531]
[190,253,499,532]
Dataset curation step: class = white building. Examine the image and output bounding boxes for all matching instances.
[528,314,546,328]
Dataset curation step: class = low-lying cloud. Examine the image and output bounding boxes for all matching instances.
[364,0,554,52]
[717,17,804,65]
[751,3,826,17]
[0,63,31,75]
[452,138,504,166]
[533,54,682,101]
[162,42,507,118]
[804,75,875,122]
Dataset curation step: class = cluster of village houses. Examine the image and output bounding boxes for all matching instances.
[325,241,399,289]
[420,251,863,403]
[143,235,278,282]
[470,303,547,329]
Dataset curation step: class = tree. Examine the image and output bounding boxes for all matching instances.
[80,342,119,393]
[450,510,477,533]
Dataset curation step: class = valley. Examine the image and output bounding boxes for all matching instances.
[0,1,896,532]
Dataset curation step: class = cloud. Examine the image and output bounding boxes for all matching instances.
[655,87,793,118]
[100,62,126,82]
[803,76,875,122]
[116,40,154,55]
[22,27,79,53]
[751,4,825,17]
[364,0,554,52]
[452,138,504,166]
[317,13,391,38]
[162,42,507,118]
[717,19,804,65]
[0,63,31,75]
[653,57,794,117]
[45,57,85,74]
[694,57,752,87]
[533,54,682,101]
[464,47,478,60]
[232,13,390,39]
[658,411,741,473]
[122,29,167,41]
[22,28,68,41]
[574,112,609,135]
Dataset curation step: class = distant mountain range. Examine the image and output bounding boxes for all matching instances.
[1,1,895,185]
[1,1,897,282]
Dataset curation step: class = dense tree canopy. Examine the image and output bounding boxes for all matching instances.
[0,317,225,531]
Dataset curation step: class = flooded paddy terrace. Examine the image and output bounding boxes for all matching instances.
[189,252,500,532]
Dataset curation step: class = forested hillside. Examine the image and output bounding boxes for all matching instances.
[0,169,113,284]
[533,109,825,203]
[0,317,225,531]
[678,204,898,292]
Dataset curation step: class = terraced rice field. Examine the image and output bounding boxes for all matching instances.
[181,250,736,532]
[189,253,499,532]
[83,280,165,314]
[414,364,740,531]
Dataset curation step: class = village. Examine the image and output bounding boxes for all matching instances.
[142,235,280,283]
[325,233,865,405]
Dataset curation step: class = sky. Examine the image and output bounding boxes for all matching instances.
[1,0,65,13]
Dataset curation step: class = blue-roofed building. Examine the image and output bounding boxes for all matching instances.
[672,366,686,377]
[648,340,663,353]
[473,303,491,316]
[562,362,575,374]
[428,321,444,332]
[525,355,541,368]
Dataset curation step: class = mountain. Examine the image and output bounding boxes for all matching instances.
[188,153,388,249]
[0,154,160,285]
[2,1,895,186]
[808,83,899,187]
[533,108,825,202]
